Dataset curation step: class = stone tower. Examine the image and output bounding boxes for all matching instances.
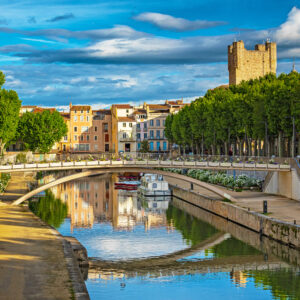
[228,40,277,85]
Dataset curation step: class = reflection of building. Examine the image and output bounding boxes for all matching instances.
[51,173,171,231]
[230,270,248,288]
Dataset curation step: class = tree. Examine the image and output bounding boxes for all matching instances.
[17,110,67,153]
[140,140,150,153]
[0,71,21,155]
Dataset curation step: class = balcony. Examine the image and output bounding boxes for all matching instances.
[120,137,135,142]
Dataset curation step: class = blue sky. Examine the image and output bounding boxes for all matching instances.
[0,0,300,109]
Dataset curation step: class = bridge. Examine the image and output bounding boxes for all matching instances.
[12,168,241,205]
[0,158,293,173]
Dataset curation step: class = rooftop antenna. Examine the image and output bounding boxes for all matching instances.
[292,57,296,72]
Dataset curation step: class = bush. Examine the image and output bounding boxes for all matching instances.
[0,173,11,192]
[16,153,27,164]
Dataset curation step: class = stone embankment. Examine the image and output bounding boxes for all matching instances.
[170,184,300,250]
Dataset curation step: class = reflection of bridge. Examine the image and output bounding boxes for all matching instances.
[0,159,291,173]
[13,168,240,205]
[87,231,288,278]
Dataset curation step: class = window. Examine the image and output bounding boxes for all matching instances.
[152,183,157,189]
[156,141,161,151]
[79,144,89,151]
[129,123,132,127]
[163,130,165,138]
[144,133,147,139]
[80,116,84,122]
[64,136,68,141]
[137,133,141,139]
[74,110,77,114]
[150,130,154,138]
[75,143,79,150]
[123,123,126,127]
[94,144,98,150]
[137,123,140,129]
[105,134,109,142]
[81,110,83,114]
[94,136,98,141]
[95,126,97,132]
[123,133,127,138]
[156,119,160,126]
[74,116,77,122]
[126,109,129,113]
[144,122,147,129]
[150,142,154,151]
[105,144,109,152]
[81,135,84,141]
[81,126,88,133]
[87,116,89,122]
[87,110,90,114]
[74,135,77,141]
[104,123,108,132]
[87,135,89,141]
[150,120,154,126]
[137,143,141,150]
[163,141,167,151]
[74,126,78,132]
[156,130,160,138]
[163,119,166,126]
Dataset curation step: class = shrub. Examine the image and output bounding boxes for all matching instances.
[16,153,27,164]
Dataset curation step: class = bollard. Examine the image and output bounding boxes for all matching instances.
[190,183,194,190]
[263,200,268,214]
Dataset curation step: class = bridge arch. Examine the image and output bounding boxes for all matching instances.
[12,167,238,205]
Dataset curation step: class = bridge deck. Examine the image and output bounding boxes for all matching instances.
[0,159,291,173]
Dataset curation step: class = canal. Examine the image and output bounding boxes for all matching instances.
[29,172,300,300]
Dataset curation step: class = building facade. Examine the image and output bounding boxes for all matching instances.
[228,40,277,85]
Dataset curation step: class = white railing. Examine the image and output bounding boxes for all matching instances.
[0,159,292,171]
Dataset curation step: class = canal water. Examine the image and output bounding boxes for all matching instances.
[30,173,300,300]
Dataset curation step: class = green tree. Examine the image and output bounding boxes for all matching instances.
[140,140,150,153]
[0,71,22,155]
[17,110,67,153]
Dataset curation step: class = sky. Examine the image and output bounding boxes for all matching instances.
[0,0,300,109]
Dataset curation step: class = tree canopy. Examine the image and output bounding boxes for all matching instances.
[165,72,300,157]
[17,110,67,153]
[0,71,21,155]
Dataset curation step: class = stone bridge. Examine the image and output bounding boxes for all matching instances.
[12,168,240,205]
[0,158,292,174]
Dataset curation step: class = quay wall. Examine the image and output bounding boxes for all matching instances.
[171,186,300,250]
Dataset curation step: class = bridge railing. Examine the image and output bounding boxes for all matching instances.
[0,156,292,171]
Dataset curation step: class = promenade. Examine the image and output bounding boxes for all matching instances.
[165,175,300,225]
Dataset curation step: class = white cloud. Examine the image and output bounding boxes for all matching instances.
[275,7,300,45]
[21,37,57,44]
[134,12,226,32]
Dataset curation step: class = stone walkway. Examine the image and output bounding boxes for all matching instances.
[165,175,300,225]
[0,204,73,300]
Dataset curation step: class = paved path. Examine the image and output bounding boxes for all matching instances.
[0,204,73,300]
[1,172,34,204]
[165,175,300,225]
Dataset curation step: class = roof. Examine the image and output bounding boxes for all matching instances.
[60,112,70,119]
[118,117,136,122]
[33,107,56,114]
[70,105,91,111]
[166,100,184,106]
[133,109,147,115]
[21,105,37,108]
[92,109,111,115]
[147,104,170,111]
[112,104,133,109]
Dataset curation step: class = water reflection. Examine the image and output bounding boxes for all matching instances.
[30,172,300,300]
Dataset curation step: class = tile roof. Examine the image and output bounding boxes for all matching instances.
[33,107,56,114]
[21,105,37,108]
[112,104,132,109]
[70,105,91,111]
[118,117,135,122]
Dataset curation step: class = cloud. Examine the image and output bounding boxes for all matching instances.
[275,7,300,46]
[0,25,148,41]
[134,12,226,32]
[46,13,75,23]
[21,37,57,44]
[27,16,36,24]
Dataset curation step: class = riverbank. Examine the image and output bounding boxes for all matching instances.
[165,175,300,249]
[0,174,89,300]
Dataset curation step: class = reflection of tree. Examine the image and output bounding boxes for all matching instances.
[166,204,219,246]
[211,237,260,257]
[247,268,300,300]
[29,190,68,228]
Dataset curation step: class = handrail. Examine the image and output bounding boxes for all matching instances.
[0,158,292,172]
